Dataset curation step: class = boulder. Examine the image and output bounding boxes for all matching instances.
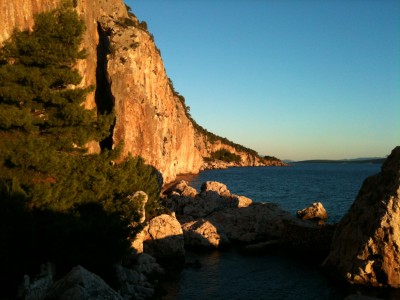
[143,214,185,260]
[115,264,149,299]
[231,194,253,208]
[297,202,328,221]
[323,146,400,287]
[131,213,185,261]
[200,181,231,197]
[115,253,164,300]
[164,180,197,198]
[45,266,122,300]
[162,181,198,215]
[181,219,230,248]
[133,253,165,278]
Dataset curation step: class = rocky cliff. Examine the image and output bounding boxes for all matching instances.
[323,146,400,287]
[0,0,282,183]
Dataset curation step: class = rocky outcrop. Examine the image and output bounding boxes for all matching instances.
[18,263,55,300]
[144,214,185,259]
[323,146,400,287]
[297,202,328,221]
[181,219,230,248]
[131,214,185,261]
[21,255,165,300]
[163,181,253,220]
[0,0,285,184]
[162,181,332,253]
[45,266,122,300]
[115,253,164,300]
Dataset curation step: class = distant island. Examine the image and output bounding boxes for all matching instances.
[294,158,385,164]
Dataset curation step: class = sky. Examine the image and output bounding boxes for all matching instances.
[126,0,400,161]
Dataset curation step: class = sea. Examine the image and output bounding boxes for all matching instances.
[159,163,400,300]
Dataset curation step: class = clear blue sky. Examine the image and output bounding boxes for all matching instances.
[126,0,400,160]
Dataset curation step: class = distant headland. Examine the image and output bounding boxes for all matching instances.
[294,158,385,164]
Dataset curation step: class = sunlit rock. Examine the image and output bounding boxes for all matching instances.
[181,219,230,248]
[297,202,328,221]
[143,214,185,260]
[323,146,400,287]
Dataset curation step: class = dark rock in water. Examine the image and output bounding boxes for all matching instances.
[282,221,336,257]
[323,146,400,287]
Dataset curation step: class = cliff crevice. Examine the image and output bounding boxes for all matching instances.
[95,21,114,150]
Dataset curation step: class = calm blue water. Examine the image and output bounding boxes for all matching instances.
[188,163,381,223]
[162,163,385,300]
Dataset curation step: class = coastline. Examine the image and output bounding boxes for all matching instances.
[162,160,288,190]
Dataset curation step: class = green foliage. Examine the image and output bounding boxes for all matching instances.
[0,7,112,150]
[138,21,148,31]
[263,155,280,162]
[0,6,163,295]
[211,149,241,163]
[2,8,86,67]
[27,149,162,217]
[124,17,136,27]
[125,3,132,12]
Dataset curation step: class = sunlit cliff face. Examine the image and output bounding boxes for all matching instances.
[0,0,269,183]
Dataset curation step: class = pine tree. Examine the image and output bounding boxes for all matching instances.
[0,5,163,294]
[0,3,163,224]
[0,5,112,170]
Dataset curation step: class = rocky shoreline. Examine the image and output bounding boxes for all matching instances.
[20,180,333,300]
[19,146,400,299]
[201,158,287,170]
[161,180,334,255]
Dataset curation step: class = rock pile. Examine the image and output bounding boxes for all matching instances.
[20,253,166,300]
[162,180,332,253]
[44,266,122,300]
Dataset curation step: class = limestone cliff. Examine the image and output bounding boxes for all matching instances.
[0,0,283,183]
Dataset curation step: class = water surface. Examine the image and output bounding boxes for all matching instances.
[162,163,384,299]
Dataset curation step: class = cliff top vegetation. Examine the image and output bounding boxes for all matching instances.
[168,78,259,157]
